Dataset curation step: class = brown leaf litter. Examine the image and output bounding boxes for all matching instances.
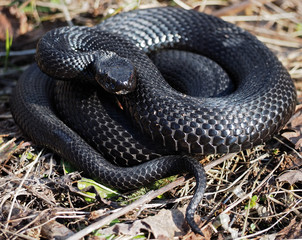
[283,104,302,151]
[0,5,30,41]
[1,0,302,239]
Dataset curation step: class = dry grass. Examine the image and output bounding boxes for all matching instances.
[1,0,302,239]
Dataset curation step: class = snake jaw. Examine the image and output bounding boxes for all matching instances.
[94,51,137,95]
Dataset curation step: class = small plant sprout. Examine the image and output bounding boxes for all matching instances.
[5,29,13,70]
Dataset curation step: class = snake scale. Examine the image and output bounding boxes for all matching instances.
[10,7,296,234]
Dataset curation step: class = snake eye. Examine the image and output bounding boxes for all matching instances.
[94,51,137,94]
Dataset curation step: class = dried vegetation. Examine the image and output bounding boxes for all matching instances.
[0,0,302,239]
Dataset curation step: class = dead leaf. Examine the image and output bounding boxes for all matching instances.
[276,218,302,240]
[183,223,213,240]
[280,152,302,171]
[101,206,211,239]
[283,104,302,151]
[101,207,190,238]
[277,169,302,185]
[41,220,74,240]
[24,227,41,239]
[0,6,30,41]
[0,136,29,163]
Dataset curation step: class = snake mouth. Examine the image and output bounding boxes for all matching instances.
[94,51,137,95]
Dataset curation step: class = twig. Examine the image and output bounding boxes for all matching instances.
[271,188,302,199]
[242,24,302,44]
[234,199,302,239]
[59,0,73,27]
[241,154,274,236]
[12,208,84,238]
[257,36,302,48]
[204,153,236,171]
[0,49,36,57]
[23,184,56,207]
[273,136,302,159]
[221,12,297,22]
[264,1,301,24]
[220,154,284,216]
[238,206,302,219]
[41,219,74,239]
[65,153,236,239]
[213,0,273,17]
[173,0,191,10]
[65,176,187,240]
[4,151,43,230]
[1,229,37,240]
[205,164,253,196]
[35,0,89,23]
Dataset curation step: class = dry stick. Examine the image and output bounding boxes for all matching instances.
[273,136,302,159]
[65,153,236,240]
[205,163,253,196]
[17,216,75,238]
[65,176,186,240]
[4,151,43,230]
[204,153,237,171]
[1,229,37,240]
[241,154,276,236]
[41,219,74,240]
[173,0,191,10]
[35,0,89,22]
[242,24,302,44]
[247,206,302,219]
[0,49,36,57]
[256,36,301,48]
[219,154,284,216]
[12,208,84,238]
[265,1,301,24]
[221,12,297,22]
[212,0,273,17]
[234,199,302,240]
[59,0,73,27]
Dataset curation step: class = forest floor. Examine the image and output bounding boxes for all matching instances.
[0,0,302,239]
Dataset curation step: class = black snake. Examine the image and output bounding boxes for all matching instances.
[10,7,296,235]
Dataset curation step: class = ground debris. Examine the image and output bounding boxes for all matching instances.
[277,169,302,185]
[102,207,188,238]
[0,136,29,163]
[0,5,30,41]
[100,207,212,239]
[1,0,302,239]
[281,151,302,170]
[276,218,302,240]
[283,104,302,151]
[41,220,74,240]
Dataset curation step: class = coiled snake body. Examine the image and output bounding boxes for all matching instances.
[11,7,296,234]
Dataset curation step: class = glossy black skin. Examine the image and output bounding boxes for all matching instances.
[11,7,296,235]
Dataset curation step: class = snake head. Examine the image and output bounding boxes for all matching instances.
[94,51,137,95]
